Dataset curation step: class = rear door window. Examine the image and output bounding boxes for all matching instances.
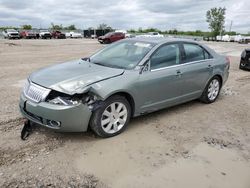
[183,43,211,63]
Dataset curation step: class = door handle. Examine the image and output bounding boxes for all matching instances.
[176,70,182,77]
[207,64,212,69]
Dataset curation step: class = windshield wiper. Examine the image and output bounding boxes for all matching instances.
[93,62,124,69]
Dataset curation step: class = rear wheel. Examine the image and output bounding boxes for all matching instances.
[90,95,131,138]
[200,76,221,103]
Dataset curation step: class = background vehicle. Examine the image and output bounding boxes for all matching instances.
[239,37,250,44]
[98,32,125,44]
[39,30,52,39]
[51,31,66,39]
[20,30,37,39]
[239,49,250,70]
[136,32,164,38]
[2,29,20,39]
[66,31,83,38]
[20,38,229,138]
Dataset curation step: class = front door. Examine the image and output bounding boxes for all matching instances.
[137,43,183,113]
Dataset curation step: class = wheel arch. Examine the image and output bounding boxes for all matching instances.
[105,91,135,117]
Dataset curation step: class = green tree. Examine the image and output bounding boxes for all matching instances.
[22,25,32,30]
[206,7,226,37]
[64,25,76,30]
[97,23,112,30]
[51,23,63,30]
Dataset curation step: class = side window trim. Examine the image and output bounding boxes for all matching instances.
[149,42,182,71]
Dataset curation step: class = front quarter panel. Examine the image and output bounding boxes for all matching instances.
[90,70,140,115]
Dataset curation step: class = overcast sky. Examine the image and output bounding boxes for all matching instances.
[0,0,249,33]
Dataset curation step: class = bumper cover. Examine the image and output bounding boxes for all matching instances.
[240,62,250,70]
[19,93,92,132]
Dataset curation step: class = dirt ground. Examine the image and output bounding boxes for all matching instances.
[0,39,249,188]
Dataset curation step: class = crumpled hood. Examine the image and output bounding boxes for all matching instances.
[29,59,124,95]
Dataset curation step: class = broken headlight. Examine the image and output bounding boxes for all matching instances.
[48,96,80,105]
[46,90,98,108]
[46,90,81,106]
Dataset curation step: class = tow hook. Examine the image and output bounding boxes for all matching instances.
[21,119,32,140]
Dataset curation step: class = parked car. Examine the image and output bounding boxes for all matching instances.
[2,29,20,39]
[136,32,164,38]
[239,49,250,70]
[39,30,52,39]
[51,30,66,39]
[98,32,125,44]
[20,38,229,138]
[91,34,97,39]
[239,37,250,44]
[20,30,37,39]
[66,31,83,38]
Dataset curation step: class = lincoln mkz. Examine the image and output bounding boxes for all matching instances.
[20,38,230,137]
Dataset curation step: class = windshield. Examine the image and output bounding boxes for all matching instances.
[7,29,17,32]
[104,32,114,37]
[90,40,155,69]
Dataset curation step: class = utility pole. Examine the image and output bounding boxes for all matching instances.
[229,20,233,32]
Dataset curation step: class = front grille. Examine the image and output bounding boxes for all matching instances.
[23,81,51,103]
[10,33,18,36]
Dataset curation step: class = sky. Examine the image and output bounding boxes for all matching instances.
[0,0,249,33]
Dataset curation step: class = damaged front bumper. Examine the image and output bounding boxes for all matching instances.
[19,93,92,132]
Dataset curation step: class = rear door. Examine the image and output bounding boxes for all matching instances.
[178,43,214,99]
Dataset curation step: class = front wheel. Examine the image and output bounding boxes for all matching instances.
[90,95,131,138]
[200,76,221,103]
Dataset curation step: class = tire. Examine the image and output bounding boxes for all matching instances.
[200,76,221,104]
[104,39,110,44]
[90,95,131,138]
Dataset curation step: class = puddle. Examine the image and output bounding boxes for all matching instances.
[78,141,250,188]
[126,143,250,188]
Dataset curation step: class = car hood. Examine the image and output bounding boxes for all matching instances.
[8,32,19,34]
[29,59,124,95]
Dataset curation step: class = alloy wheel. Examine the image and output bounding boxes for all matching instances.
[207,79,220,101]
[101,102,128,134]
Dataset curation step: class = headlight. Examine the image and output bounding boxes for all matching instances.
[23,79,30,93]
[48,96,80,106]
[46,90,98,107]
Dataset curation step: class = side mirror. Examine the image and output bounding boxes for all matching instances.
[81,57,90,62]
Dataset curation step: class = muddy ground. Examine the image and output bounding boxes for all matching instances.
[0,39,249,188]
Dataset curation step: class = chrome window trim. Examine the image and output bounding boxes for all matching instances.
[150,59,214,72]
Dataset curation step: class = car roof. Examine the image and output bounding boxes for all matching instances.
[125,37,199,45]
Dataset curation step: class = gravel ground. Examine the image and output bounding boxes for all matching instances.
[0,39,249,188]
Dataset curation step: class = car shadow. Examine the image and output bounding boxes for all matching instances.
[31,98,212,142]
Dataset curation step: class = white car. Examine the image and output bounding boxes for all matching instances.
[136,32,164,38]
[66,31,83,38]
[39,30,52,39]
[2,29,20,39]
